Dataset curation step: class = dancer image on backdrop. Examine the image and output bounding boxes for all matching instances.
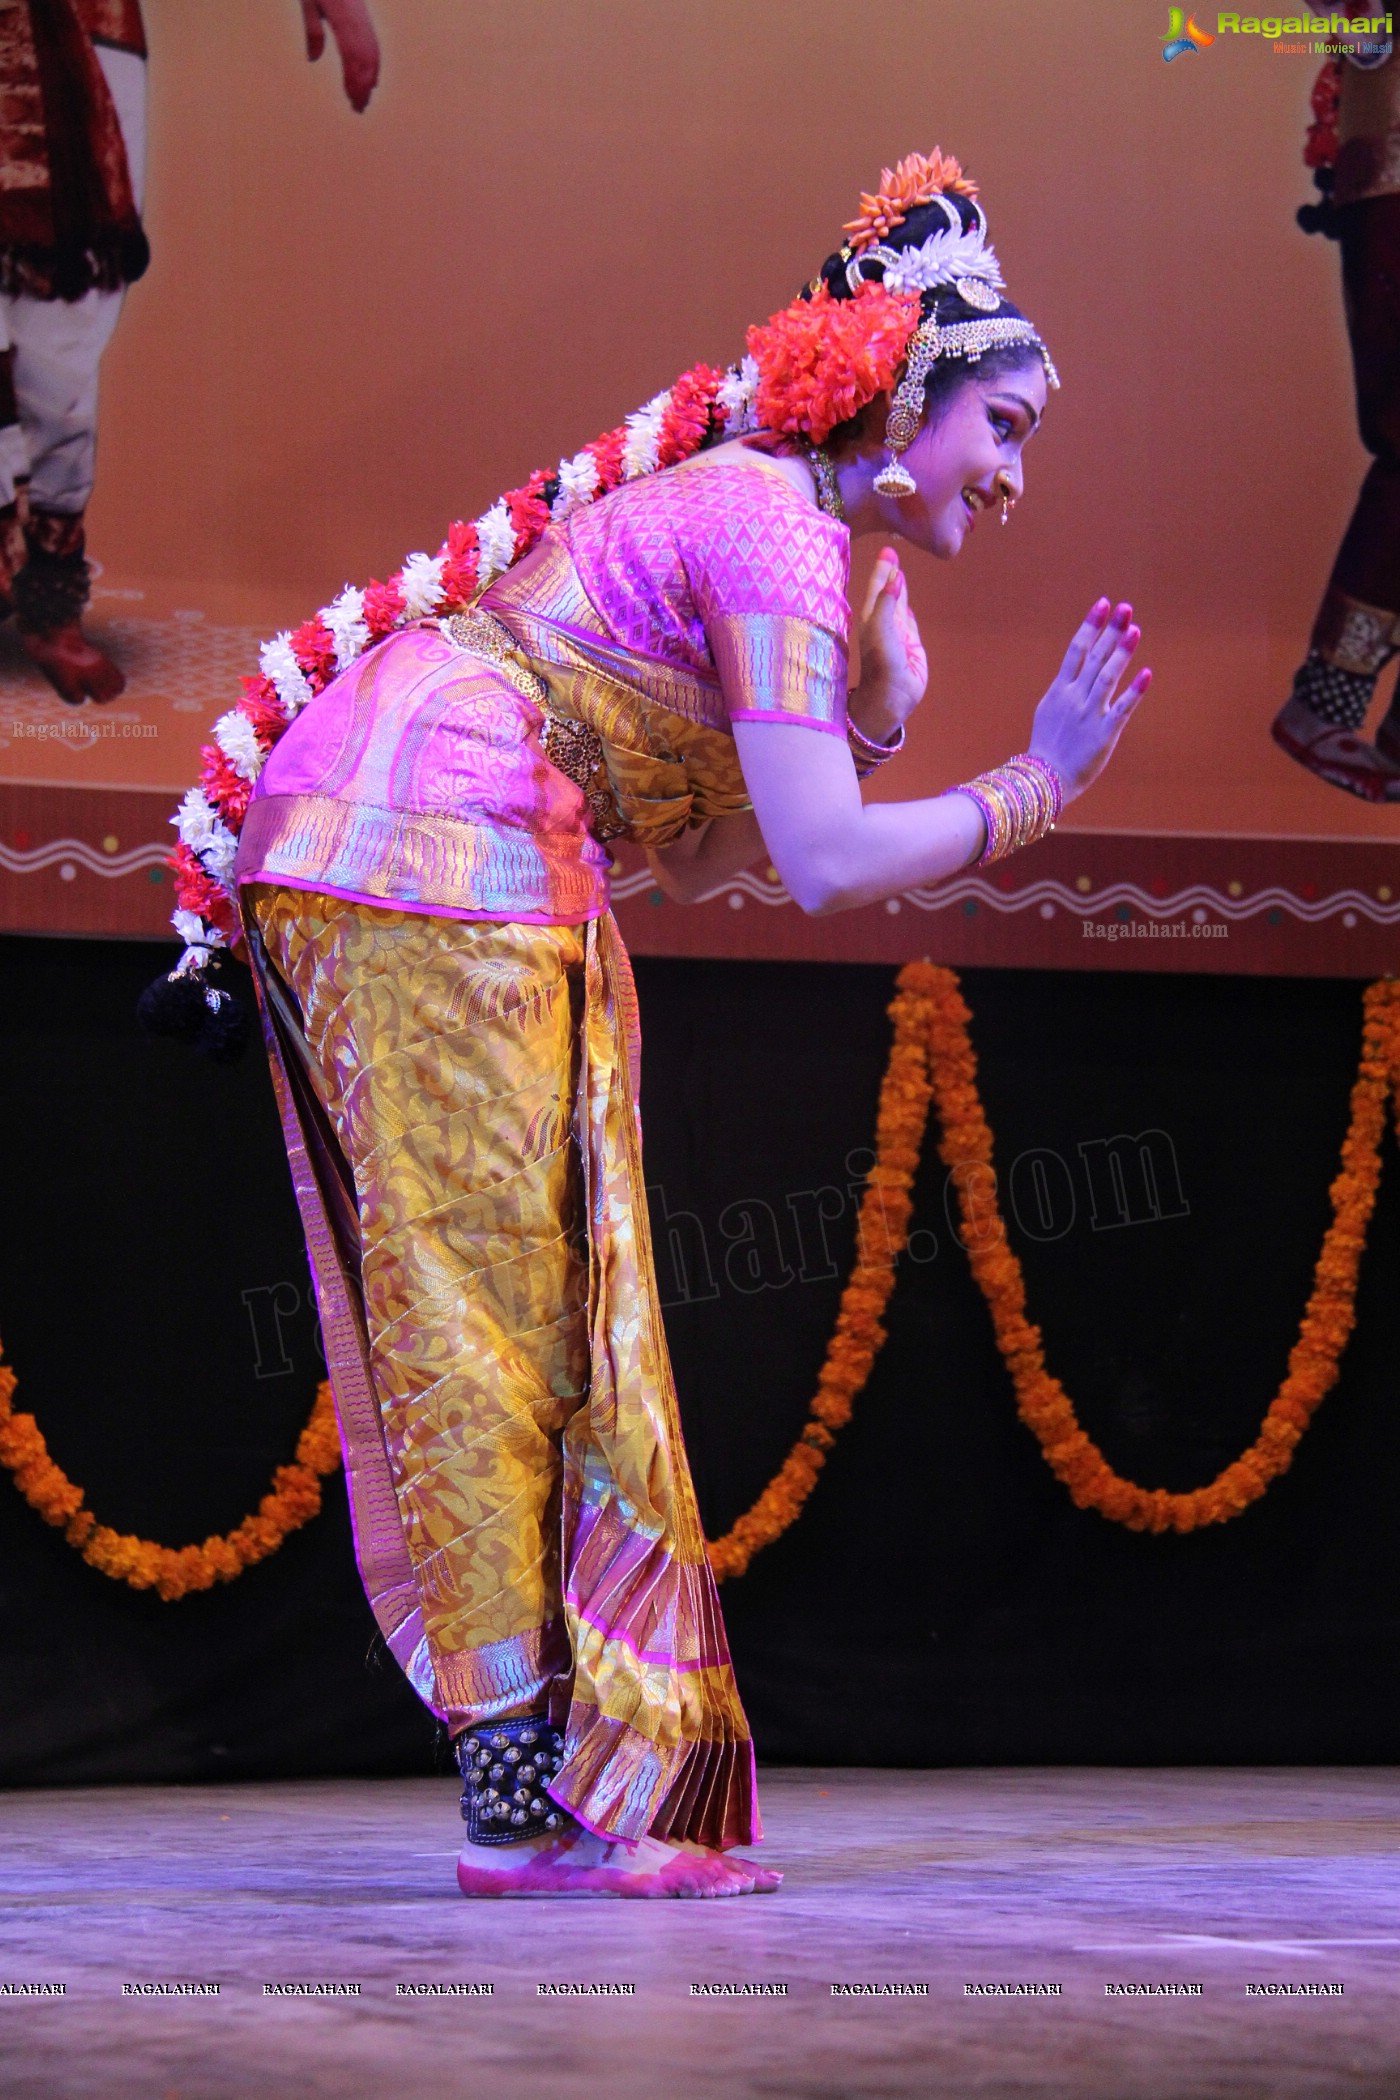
[148,151,1150,1898]
[0,0,380,707]
[1275,18,1400,800]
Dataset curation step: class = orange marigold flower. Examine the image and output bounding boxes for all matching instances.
[844,148,979,253]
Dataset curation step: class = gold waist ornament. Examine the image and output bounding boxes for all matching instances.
[440,608,626,842]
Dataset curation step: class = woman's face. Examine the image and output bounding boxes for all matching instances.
[876,359,1048,559]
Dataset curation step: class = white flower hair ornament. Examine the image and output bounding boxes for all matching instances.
[847,194,1006,309]
[850,193,1060,499]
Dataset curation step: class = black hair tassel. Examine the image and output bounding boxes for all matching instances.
[137,953,250,1063]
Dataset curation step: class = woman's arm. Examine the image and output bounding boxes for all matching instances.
[646,548,925,906]
[735,599,1150,916]
[731,731,983,913]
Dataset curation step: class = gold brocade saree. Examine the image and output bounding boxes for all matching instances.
[227,454,853,1855]
[243,885,757,1851]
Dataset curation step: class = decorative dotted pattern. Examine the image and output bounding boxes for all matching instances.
[1292,651,1377,730]
[608,864,1400,927]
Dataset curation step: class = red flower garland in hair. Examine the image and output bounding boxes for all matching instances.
[747,282,921,447]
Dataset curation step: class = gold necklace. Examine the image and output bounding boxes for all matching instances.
[802,441,846,522]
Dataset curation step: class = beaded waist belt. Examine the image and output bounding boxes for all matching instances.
[440,607,625,842]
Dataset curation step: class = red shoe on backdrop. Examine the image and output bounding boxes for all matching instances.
[1271,693,1400,803]
[19,621,126,705]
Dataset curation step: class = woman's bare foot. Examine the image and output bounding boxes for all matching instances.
[1271,693,1400,802]
[456,1827,781,1899]
[19,621,125,705]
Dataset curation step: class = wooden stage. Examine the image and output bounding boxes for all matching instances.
[2,1767,1398,2098]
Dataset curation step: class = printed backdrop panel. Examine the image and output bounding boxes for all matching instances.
[0,0,1395,967]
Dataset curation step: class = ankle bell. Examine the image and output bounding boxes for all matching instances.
[455,1715,567,1846]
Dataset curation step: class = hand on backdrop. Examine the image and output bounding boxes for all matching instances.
[300,0,381,111]
[848,546,928,749]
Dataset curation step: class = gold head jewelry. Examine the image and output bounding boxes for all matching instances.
[873,314,1061,500]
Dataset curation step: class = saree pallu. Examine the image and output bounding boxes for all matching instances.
[243,883,757,1851]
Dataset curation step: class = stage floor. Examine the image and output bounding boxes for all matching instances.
[3,1767,1399,2099]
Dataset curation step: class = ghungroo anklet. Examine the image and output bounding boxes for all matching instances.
[456,1716,567,1846]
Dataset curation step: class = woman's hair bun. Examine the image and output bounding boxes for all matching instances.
[812,187,987,304]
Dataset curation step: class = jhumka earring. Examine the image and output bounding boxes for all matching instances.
[873,319,942,497]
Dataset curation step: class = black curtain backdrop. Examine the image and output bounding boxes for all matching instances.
[1,934,1398,1789]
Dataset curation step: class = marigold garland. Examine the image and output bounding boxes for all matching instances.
[705,967,938,1579]
[926,965,1400,1535]
[705,965,1399,1572]
[0,1360,341,1600]
[4,970,1396,1596]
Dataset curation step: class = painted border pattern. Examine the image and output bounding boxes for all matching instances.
[1,782,1397,974]
[0,835,167,880]
[609,864,1400,927]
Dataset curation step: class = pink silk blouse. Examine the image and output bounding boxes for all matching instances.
[235,453,852,924]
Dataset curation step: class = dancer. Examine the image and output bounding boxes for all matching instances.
[0,0,379,705]
[1275,22,1400,798]
[153,151,1149,1897]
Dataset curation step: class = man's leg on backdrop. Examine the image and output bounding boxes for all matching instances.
[5,281,128,703]
[1345,193,1400,779]
[0,318,32,633]
[0,40,148,704]
[1274,192,1400,798]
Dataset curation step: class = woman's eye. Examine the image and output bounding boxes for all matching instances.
[990,414,1014,440]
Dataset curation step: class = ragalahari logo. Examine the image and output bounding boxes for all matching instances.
[1163,8,1218,55]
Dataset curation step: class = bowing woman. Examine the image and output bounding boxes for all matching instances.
[153,150,1150,1897]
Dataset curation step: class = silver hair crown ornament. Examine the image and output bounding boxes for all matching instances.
[873,311,1061,499]
[847,190,1007,303]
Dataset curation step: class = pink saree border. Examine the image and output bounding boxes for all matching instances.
[240,899,435,1707]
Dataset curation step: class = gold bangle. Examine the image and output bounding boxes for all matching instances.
[945,754,1063,865]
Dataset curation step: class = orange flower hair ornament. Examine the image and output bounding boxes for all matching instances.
[844,148,980,251]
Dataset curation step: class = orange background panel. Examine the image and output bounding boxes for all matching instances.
[0,0,1396,942]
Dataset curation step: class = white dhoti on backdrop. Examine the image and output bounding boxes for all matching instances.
[0,44,146,514]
